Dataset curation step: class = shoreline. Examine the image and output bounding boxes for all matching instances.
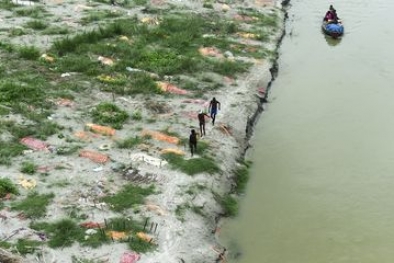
[213,1,288,260]
[0,0,289,262]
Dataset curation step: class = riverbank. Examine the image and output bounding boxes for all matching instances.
[0,0,286,262]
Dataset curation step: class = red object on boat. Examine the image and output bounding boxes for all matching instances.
[20,137,48,151]
[120,251,141,263]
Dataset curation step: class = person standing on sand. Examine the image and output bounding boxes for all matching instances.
[198,109,210,137]
[209,97,221,125]
[189,129,197,156]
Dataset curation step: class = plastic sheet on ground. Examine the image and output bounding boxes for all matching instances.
[74,131,100,141]
[156,81,188,95]
[17,176,37,190]
[236,32,258,39]
[86,123,116,136]
[11,0,35,6]
[198,47,223,58]
[141,130,179,145]
[107,231,128,240]
[120,251,140,263]
[144,204,167,216]
[233,14,257,22]
[136,232,154,243]
[80,221,104,229]
[55,98,74,107]
[140,17,159,25]
[79,150,110,163]
[161,148,185,155]
[41,54,55,62]
[130,153,168,167]
[98,56,114,66]
[20,137,48,151]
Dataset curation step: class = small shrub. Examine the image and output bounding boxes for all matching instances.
[116,136,143,149]
[26,19,48,30]
[0,178,19,197]
[13,239,41,255]
[131,110,142,121]
[101,184,155,212]
[18,46,40,60]
[91,102,129,129]
[161,153,220,175]
[20,161,37,174]
[11,192,54,219]
[0,140,27,166]
[128,238,156,253]
[221,195,238,217]
[233,162,251,193]
[30,219,84,248]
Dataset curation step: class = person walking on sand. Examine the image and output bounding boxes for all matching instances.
[198,109,210,137]
[189,129,197,156]
[209,97,221,125]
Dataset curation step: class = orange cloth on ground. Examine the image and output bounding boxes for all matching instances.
[79,150,110,163]
[142,130,179,145]
[86,123,116,136]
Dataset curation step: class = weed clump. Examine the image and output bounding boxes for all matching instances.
[0,178,19,197]
[11,192,55,219]
[101,184,155,212]
[233,161,252,193]
[161,152,220,175]
[91,102,129,129]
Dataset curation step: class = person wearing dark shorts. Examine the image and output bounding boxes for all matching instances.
[198,110,210,137]
[209,97,221,125]
[189,129,197,156]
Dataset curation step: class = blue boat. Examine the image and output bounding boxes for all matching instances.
[322,20,344,39]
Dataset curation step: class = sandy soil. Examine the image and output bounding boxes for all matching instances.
[0,0,285,262]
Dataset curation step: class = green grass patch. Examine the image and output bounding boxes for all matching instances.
[11,191,54,219]
[91,102,129,129]
[13,239,42,255]
[14,6,47,19]
[30,219,86,248]
[26,19,48,30]
[20,161,37,174]
[237,7,279,27]
[101,184,155,212]
[0,177,19,198]
[30,217,155,251]
[116,135,147,149]
[9,27,26,36]
[161,153,220,175]
[80,10,125,25]
[233,161,252,193]
[0,140,27,166]
[220,195,238,217]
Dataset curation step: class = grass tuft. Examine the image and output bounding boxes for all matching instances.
[91,102,129,129]
[0,177,19,197]
[101,184,155,212]
[11,191,55,219]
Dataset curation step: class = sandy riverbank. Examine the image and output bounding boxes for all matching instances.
[0,0,287,262]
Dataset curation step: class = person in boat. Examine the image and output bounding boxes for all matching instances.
[324,5,339,24]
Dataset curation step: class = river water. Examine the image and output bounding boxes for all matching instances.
[220,0,394,262]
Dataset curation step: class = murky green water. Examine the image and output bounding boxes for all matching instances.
[221,1,394,262]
